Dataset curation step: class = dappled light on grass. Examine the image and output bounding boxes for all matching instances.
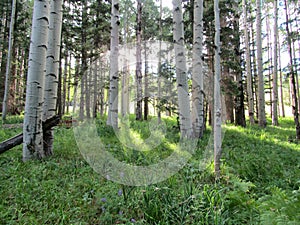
[0,116,299,224]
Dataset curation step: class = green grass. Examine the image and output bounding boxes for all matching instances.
[0,116,299,224]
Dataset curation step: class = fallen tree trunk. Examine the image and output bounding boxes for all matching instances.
[0,115,60,155]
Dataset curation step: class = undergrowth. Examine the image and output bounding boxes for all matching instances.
[0,116,299,224]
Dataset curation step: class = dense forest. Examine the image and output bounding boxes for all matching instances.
[0,0,299,224]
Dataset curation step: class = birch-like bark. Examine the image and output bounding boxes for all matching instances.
[243,0,255,125]
[43,0,63,156]
[272,0,279,126]
[2,0,17,120]
[172,0,193,138]
[107,0,119,128]
[157,0,162,123]
[23,0,50,161]
[256,0,266,127]
[192,0,204,138]
[214,0,222,180]
[278,38,285,117]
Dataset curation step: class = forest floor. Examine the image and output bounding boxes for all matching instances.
[0,115,299,224]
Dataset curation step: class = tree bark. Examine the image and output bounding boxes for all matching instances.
[43,0,63,156]
[192,0,204,138]
[284,0,300,139]
[243,0,255,125]
[1,115,60,155]
[256,0,266,127]
[214,0,222,180]
[107,0,119,128]
[135,0,143,121]
[272,0,279,126]
[23,0,50,161]
[2,0,17,120]
[173,0,193,138]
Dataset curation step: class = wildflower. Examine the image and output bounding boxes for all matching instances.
[118,189,123,196]
[130,218,136,223]
[101,198,107,202]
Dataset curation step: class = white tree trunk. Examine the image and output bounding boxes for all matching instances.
[2,0,17,120]
[192,0,204,138]
[172,0,193,138]
[272,0,279,126]
[214,0,222,179]
[256,0,266,127]
[23,0,50,161]
[157,0,162,123]
[42,0,63,156]
[243,0,255,125]
[107,0,119,129]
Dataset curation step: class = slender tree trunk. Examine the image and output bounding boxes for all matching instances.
[72,58,79,115]
[157,0,162,123]
[284,0,300,139]
[173,0,193,138]
[107,0,119,128]
[243,0,255,125]
[192,0,204,138]
[135,0,143,121]
[256,0,266,127]
[2,0,16,120]
[266,9,273,117]
[272,0,279,126]
[79,74,85,121]
[144,43,149,121]
[0,5,9,113]
[214,0,222,180]
[233,4,246,127]
[62,50,68,115]
[93,57,98,118]
[278,37,285,117]
[42,0,63,156]
[250,19,259,120]
[23,0,50,161]
[85,60,91,119]
[66,53,71,114]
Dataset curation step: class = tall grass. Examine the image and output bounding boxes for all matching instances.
[0,116,299,224]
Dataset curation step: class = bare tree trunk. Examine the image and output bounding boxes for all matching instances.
[157,0,162,123]
[62,50,68,115]
[278,37,285,117]
[2,0,16,120]
[144,43,149,121]
[173,0,193,138]
[93,57,98,118]
[284,0,300,139]
[214,0,222,180]
[79,74,85,121]
[272,0,279,126]
[42,0,63,156]
[243,0,255,125]
[192,0,204,138]
[107,0,119,128]
[256,0,266,127]
[135,0,143,121]
[233,4,246,127]
[72,58,79,115]
[23,0,50,161]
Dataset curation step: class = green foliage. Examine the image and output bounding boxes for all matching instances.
[0,116,299,224]
[258,187,300,225]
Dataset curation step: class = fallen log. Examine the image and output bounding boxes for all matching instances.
[0,115,60,155]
